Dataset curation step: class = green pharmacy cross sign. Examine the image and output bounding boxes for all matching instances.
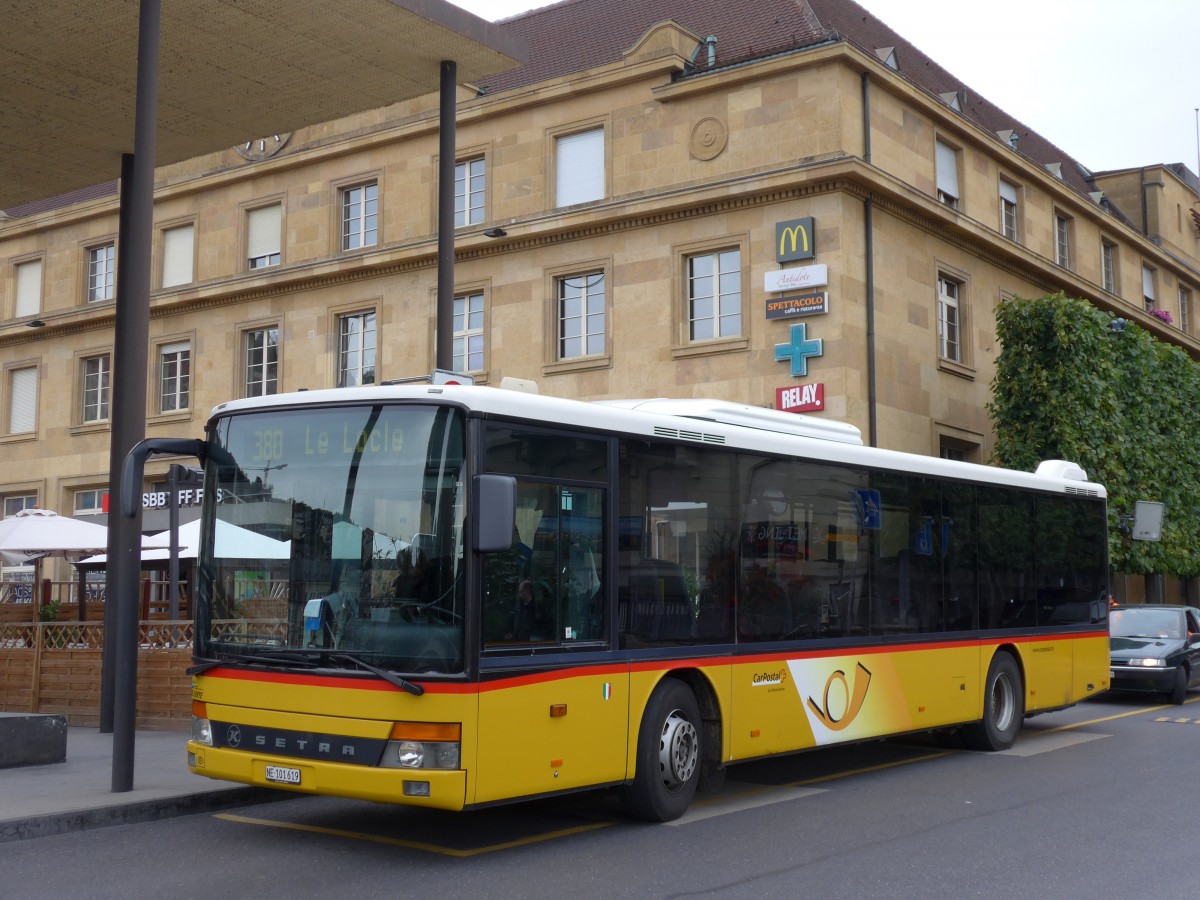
[774,321,823,377]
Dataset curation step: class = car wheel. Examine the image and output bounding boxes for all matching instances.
[619,678,702,822]
[962,652,1024,751]
[1169,666,1188,705]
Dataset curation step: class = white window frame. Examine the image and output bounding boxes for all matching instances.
[452,292,485,372]
[687,249,742,341]
[243,326,279,397]
[87,242,116,302]
[341,182,378,251]
[158,341,190,413]
[1180,287,1192,335]
[74,489,105,517]
[7,366,37,435]
[3,494,37,518]
[556,272,606,360]
[935,140,961,209]
[454,158,486,227]
[555,127,605,207]
[937,274,962,362]
[1055,214,1072,269]
[247,204,282,269]
[15,259,43,319]
[338,311,376,387]
[82,354,111,423]
[1101,241,1118,294]
[161,223,195,288]
[999,180,1018,240]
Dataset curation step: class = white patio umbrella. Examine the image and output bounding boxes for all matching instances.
[0,508,116,565]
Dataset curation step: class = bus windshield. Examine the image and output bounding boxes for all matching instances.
[194,403,467,675]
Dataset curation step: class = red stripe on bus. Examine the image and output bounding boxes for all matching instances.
[198,631,1104,695]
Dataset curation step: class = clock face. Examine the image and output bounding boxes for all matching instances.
[235,133,292,161]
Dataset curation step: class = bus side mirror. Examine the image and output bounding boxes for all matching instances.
[474,474,515,553]
[121,438,206,517]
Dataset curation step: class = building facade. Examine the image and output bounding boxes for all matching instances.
[2,0,1199,598]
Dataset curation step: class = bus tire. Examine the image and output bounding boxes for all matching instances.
[620,678,702,822]
[962,652,1023,751]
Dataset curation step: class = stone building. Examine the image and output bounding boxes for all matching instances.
[2,0,1198,598]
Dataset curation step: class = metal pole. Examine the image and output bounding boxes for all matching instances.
[110,0,161,793]
[168,465,180,620]
[436,59,456,371]
[99,152,137,734]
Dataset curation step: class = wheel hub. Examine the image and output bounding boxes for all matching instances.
[657,709,699,790]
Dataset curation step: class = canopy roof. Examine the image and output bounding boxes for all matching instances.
[2,0,526,211]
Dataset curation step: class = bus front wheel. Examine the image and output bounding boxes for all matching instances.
[620,678,702,822]
[962,652,1023,751]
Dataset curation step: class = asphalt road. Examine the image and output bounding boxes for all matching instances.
[2,692,1194,899]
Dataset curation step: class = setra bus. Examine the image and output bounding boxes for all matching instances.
[125,381,1110,821]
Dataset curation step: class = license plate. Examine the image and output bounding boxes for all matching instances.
[265,765,301,785]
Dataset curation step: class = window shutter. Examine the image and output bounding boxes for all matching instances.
[9,367,36,433]
[15,260,42,318]
[556,128,605,206]
[1142,266,1155,301]
[935,141,960,199]
[247,205,281,260]
[162,224,195,287]
[999,180,1018,204]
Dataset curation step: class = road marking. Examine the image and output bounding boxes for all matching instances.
[1036,695,1199,733]
[665,785,828,826]
[998,731,1108,757]
[214,812,611,857]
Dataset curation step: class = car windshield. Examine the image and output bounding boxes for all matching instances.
[1109,608,1184,640]
[194,403,467,675]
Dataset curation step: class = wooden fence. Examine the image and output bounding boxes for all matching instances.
[0,620,193,730]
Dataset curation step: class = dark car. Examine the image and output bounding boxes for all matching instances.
[1109,604,1200,704]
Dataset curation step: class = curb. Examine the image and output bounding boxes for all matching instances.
[0,786,287,844]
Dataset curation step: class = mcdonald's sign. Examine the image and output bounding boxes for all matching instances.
[775,217,815,263]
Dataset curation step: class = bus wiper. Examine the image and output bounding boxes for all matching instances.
[187,650,320,676]
[328,653,425,696]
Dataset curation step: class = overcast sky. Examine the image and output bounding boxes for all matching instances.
[452,0,1199,177]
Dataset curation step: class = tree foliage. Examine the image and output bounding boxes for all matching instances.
[989,294,1200,576]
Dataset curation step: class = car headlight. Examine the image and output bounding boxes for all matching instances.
[1125,658,1167,667]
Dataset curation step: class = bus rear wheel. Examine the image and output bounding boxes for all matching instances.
[962,652,1023,751]
[620,678,702,822]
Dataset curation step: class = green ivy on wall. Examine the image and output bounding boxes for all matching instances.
[989,293,1200,577]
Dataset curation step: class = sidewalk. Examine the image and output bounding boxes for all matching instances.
[0,726,281,842]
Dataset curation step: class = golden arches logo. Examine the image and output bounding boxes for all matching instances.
[778,223,811,257]
[805,662,872,732]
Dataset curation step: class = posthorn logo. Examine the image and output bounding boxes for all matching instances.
[806,662,872,732]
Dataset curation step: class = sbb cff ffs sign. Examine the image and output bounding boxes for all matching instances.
[776,383,824,413]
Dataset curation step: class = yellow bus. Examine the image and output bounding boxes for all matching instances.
[129,382,1110,821]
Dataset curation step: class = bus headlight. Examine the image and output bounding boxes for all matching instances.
[192,716,213,746]
[191,701,213,746]
[382,740,460,770]
[379,722,461,770]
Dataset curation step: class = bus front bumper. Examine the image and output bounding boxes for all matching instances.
[188,741,467,811]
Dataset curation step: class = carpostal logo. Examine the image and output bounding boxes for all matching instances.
[752,669,788,687]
